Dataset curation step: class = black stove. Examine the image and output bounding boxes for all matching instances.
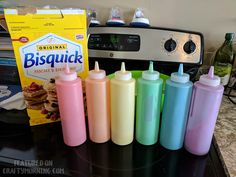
[0,110,227,177]
[88,26,204,80]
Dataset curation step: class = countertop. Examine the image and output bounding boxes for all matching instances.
[0,92,235,176]
[215,93,236,177]
[0,110,227,177]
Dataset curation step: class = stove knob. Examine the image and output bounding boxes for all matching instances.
[183,40,196,54]
[164,38,177,52]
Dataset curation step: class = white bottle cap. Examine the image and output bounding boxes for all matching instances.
[115,62,132,81]
[199,66,221,87]
[59,63,77,81]
[89,61,106,79]
[171,64,190,83]
[142,61,160,80]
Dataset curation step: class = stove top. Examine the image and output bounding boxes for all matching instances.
[0,110,227,177]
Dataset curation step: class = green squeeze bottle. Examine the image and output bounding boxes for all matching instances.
[214,33,235,86]
[135,61,163,145]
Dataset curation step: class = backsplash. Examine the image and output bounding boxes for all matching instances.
[1,0,236,67]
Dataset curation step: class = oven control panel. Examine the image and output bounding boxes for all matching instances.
[88,26,203,64]
[88,34,140,51]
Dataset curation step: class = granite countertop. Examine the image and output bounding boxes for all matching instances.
[214,92,236,177]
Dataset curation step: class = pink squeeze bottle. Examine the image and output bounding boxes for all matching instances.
[56,64,86,146]
[184,66,224,155]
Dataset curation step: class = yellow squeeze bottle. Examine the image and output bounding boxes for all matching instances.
[110,62,135,145]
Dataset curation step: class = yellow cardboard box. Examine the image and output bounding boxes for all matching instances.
[4,8,89,126]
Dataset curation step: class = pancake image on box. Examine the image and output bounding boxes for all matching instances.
[23,82,47,110]
[42,78,60,121]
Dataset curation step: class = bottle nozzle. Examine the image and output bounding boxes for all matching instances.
[199,66,220,86]
[60,63,77,81]
[95,61,99,71]
[171,63,190,83]
[121,62,126,73]
[89,61,105,79]
[149,61,154,72]
[115,62,131,80]
[208,66,214,79]
[178,64,183,76]
[142,61,159,80]
[65,63,70,74]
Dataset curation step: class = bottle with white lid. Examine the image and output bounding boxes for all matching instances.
[85,61,110,143]
[110,62,135,145]
[184,66,224,155]
[136,61,163,145]
[56,64,86,146]
[160,64,193,150]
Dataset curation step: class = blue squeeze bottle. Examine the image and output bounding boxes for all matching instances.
[160,64,193,150]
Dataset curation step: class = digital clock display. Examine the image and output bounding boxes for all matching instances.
[110,35,120,44]
[88,34,140,51]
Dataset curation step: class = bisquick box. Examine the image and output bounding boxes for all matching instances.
[4,8,89,126]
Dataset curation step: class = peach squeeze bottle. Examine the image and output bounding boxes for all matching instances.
[110,62,136,146]
[56,64,86,146]
[85,61,111,143]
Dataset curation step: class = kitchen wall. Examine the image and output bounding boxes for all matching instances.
[2,0,236,66]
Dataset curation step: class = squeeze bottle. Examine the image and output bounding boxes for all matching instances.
[110,62,135,145]
[85,61,110,143]
[160,64,193,150]
[136,61,163,145]
[184,66,224,155]
[56,64,86,146]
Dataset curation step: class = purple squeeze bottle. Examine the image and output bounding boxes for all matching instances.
[184,66,224,155]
